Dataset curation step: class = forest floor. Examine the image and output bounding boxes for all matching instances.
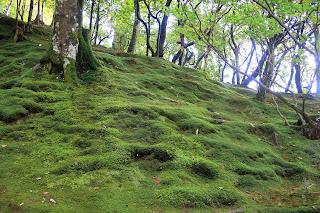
[0,15,320,213]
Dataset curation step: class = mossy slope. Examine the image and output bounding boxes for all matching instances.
[0,15,319,212]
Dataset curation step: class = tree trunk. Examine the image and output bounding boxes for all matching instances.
[136,1,154,56]
[256,46,275,101]
[26,0,34,32]
[194,48,210,69]
[219,62,226,82]
[241,38,255,83]
[230,24,240,85]
[241,49,268,87]
[294,62,303,93]
[94,1,100,45]
[5,0,14,16]
[89,0,95,33]
[41,0,79,83]
[40,0,44,23]
[34,0,41,25]
[316,61,320,94]
[155,0,173,57]
[285,63,294,93]
[15,0,22,27]
[178,34,185,65]
[127,0,140,54]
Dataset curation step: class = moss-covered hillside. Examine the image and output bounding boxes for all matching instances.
[0,15,319,212]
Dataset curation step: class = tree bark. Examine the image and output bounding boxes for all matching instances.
[127,0,140,54]
[178,34,185,65]
[256,43,276,101]
[230,24,240,85]
[89,0,95,32]
[94,0,100,45]
[155,0,173,57]
[42,0,79,83]
[316,61,320,94]
[26,0,34,32]
[285,63,294,93]
[241,38,255,83]
[34,0,41,25]
[172,42,194,64]
[294,62,303,93]
[41,0,44,23]
[194,48,211,69]
[136,0,154,56]
[241,49,268,87]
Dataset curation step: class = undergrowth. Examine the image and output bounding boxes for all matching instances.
[0,15,319,212]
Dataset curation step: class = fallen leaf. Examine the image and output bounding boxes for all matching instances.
[298,157,303,159]
[279,146,283,149]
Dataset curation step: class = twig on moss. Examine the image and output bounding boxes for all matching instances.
[258,137,274,146]
[164,97,180,103]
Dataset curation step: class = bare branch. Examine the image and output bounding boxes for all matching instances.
[272,94,309,129]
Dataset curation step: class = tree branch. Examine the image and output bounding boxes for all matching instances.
[252,0,316,57]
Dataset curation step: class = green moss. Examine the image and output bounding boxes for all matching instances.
[189,159,219,179]
[0,16,319,212]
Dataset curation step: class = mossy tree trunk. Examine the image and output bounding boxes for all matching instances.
[41,0,98,85]
[50,0,79,83]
